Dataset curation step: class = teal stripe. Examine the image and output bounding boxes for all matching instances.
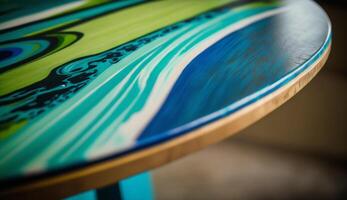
[0,0,144,42]
[0,3,285,179]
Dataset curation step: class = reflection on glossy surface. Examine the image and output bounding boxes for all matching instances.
[0,0,331,182]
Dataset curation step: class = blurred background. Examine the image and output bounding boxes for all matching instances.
[152,1,347,199]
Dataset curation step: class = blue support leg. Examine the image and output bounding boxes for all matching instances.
[119,172,154,200]
[65,172,154,200]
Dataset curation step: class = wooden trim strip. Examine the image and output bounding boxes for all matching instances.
[0,43,331,199]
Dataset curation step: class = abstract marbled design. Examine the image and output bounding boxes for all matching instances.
[0,0,84,30]
[0,0,232,95]
[140,0,331,144]
[0,0,331,182]
[0,32,82,72]
[0,0,144,41]
[0,9,226,127]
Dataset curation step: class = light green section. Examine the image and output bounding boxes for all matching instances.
[0,0,232,96]
[77,0,110,10]
[50,0,111,17]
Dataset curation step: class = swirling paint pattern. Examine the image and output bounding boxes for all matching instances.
[0,0,144,42]
[0,0,331,182]
[0,8,224,130]
[0,0,232,96]
[0,32,82,72]
[0,39,50,69]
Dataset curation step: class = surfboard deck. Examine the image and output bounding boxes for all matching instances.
[0,0,331,198]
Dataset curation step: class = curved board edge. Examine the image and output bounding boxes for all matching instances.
[0,41,331,199]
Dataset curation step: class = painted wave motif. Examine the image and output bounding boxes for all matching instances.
[0,0,331,181]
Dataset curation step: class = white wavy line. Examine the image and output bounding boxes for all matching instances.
[21,51,163,169]
[87,32,200,156]
[19,27,192,170]
[57,51,158,161]
[0,33,167,167]
[0,1,85,31]
[0,6,286,172]
[86,7,287,159]
[55,23,207,158]
[85,15,228,157]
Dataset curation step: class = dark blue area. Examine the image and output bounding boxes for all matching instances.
[138,5,329,144]
[0,47,21,61]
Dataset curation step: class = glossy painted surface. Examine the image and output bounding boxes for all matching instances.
[0,0,331,182]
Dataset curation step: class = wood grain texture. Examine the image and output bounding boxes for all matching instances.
[0,0,331,198]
